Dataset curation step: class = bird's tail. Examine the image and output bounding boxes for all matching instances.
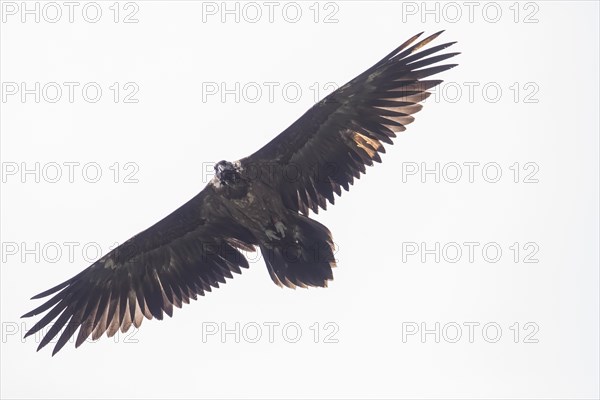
[260,214,336,288]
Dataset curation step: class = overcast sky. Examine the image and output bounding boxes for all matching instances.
[1,1,599,399]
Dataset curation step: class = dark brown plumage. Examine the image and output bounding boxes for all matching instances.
[23,31,458,355]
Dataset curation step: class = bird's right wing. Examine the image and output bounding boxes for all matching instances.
[22,184,256,355]
[242,31,458,215]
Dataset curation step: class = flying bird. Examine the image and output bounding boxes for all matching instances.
[23,31,459,355]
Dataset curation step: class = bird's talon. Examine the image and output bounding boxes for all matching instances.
[275,221,286,237]
[265,229,279,241]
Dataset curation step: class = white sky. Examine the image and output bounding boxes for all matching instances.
[1,1,599,399]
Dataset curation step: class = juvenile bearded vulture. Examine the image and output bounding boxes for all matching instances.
[23,31,459,355]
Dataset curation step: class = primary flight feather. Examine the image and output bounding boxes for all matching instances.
[22,31,459,355]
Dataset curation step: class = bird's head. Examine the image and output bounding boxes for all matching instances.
[214,160,240,185]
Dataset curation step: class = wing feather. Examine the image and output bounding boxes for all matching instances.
[22,186,256,355]
[243,32,458,215]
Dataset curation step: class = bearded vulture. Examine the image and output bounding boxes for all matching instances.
[22,31,459,355]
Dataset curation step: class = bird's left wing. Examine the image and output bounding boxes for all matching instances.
[242,31,458,215]
[22,185,256,355]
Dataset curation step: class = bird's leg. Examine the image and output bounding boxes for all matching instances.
[274,221,286,237]
[265,220,286,241]
[265,229,279,241]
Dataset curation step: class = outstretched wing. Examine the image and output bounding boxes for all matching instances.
[242,31,459,215]
[22,185,256,355]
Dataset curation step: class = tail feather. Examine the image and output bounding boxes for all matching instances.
[260,214,336,288]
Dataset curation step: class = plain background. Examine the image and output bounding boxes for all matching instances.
[1,1,598,398]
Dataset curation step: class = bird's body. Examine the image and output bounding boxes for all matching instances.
[22,31,459,355]
[214,166,281,236]
[213,159,338,287]
[211,163,294,245]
